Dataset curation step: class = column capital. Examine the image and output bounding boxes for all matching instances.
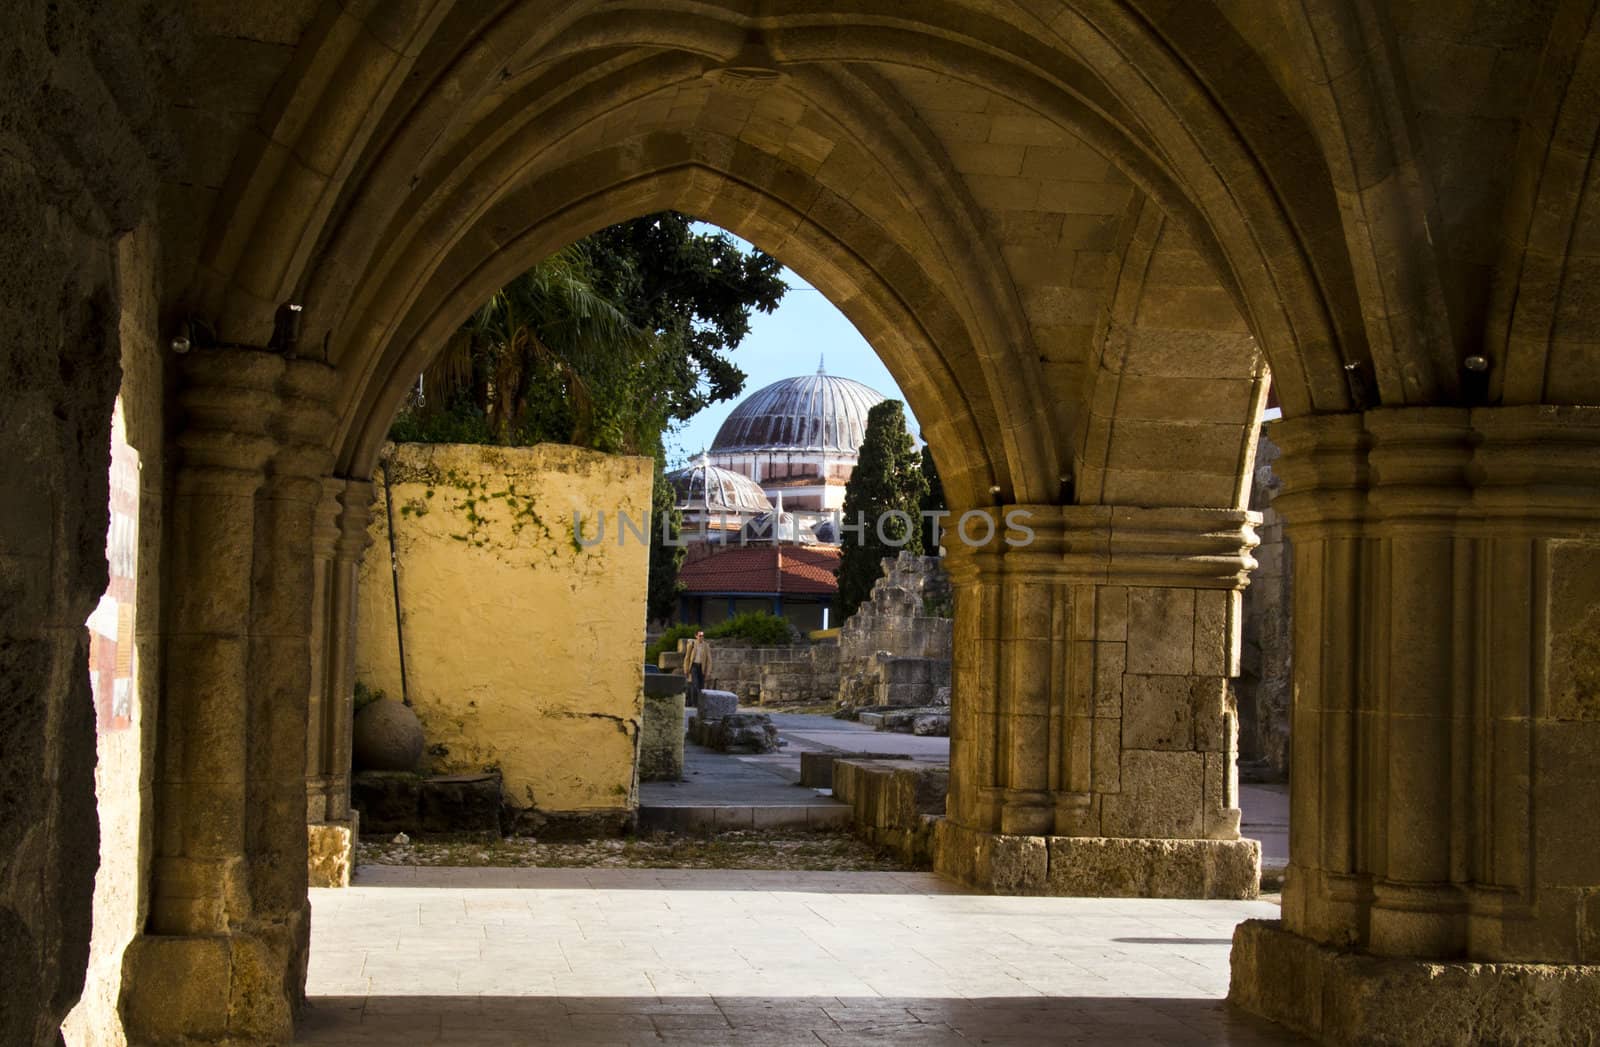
[175,348,338,487]
[944,504,1259,590]
[335,479,376,563]
[1271,406,1600,538]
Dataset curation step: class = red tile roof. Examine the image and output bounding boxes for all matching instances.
[677,545,841,596]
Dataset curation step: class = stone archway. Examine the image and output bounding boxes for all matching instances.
[6,2,1600,1045]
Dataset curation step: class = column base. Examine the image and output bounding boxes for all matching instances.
[933,820,1259,898]
[1229,919,1600,1045]
[121,927,304,1045]
[308,815,358,888]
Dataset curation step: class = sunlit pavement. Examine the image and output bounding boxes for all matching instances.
[297,866,1304,1045]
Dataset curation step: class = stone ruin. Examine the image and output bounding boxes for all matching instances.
[651,554,954,734]
[686,689,781,753]
[835,553,954,733]
[698,641,840,706]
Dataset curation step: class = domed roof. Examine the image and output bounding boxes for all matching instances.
[740,510,816,545]
[667,458,772,513]
[711,362,887,454]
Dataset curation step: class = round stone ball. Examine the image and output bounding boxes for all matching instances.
[352,698,425,772]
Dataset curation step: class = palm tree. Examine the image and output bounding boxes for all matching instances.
[415,245,657,447]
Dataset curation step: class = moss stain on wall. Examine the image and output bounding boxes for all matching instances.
[355,442,652,817]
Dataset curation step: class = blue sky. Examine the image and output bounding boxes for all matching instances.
[665,227,917,467]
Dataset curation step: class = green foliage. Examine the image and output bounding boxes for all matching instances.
[645,623,698,663]
[353,681,385,714]
[919,444,947,552]
[644,611,796,662]
[388,213,788,621]
[713,611,795,646]
[585,212,787,420]
[837,400,928,619]
[647,464,684,622]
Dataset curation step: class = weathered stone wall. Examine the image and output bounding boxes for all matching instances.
[1237,430,1291,780]
[59,226,167,1047]
[0,4,173,1044]
[640,675,686,782]
[837,554,953,709]
[356,443,651,827]
[700,640,840,705]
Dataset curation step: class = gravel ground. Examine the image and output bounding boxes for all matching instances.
[355,828,915,871]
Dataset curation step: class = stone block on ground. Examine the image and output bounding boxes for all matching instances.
[912,713,950,736]
[801,750,913,788]
[697,689,738,720]
[640,692,686,781]
[657,651,684,671]
[351,770,423,834]
[352,770,503,834]
[705,712,780,753]
[800,751,838,788]
[1229,919,1600,1044]
[1045,836,1259,899]
[643,672,686,698]
[418,773,502,834]
[307,819,357,888]
[833,759,949,865]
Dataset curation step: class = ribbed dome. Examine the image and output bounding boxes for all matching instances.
[711,366,887,454]
[667,459,773,512]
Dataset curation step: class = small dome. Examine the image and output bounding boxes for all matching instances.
[667,458,772,512]
[710,366,888,454]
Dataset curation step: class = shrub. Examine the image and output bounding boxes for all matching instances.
[715,611,794,646]
[643,611,797,662]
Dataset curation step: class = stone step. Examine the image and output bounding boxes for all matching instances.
[637,804,851,832]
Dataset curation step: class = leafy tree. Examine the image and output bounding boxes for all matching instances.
[646,466,684,623]
[919,443,946,552]
[585,212,786,420]
[391,214,788,616]
[836,400,928,619]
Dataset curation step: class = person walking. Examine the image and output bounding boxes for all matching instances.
[683,629,712,706]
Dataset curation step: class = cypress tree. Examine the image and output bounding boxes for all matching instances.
[836,400,927,619]
[919,444,946,552]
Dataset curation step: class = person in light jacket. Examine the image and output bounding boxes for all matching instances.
[683,630,712,704]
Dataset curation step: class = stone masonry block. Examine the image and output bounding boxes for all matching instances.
[1095,585,1129,641]
[1092,718,1121,794]
[1192,589,1232,676]
[1203,752,1240,840]
[1047,837,1259,899]
[1229,920,1600,1045]
[1101,750,1204,838]
[1126,587,1195,675]
[696,690,738,720]
[1093,641,1126,717]
[1191,675,1233,752]
[1122,674,1193,750]
[988,834,1048,894]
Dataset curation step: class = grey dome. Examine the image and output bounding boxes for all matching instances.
[741,510,815,544]
[711,366,887,453]
[667,459,772,512]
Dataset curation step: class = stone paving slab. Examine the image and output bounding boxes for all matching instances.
[641,714,1289,867]
[299,868,1307,1044]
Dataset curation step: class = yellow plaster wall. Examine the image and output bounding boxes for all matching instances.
[356,442,651,815]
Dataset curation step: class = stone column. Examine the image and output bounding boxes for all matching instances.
[121,349,334,1045]
[934,505,1261,898]
[306,478,372,888]
[1230,406,1600,1044]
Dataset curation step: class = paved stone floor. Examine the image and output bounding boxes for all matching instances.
[639,712,1290,869]
[298,867,1305,1045]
